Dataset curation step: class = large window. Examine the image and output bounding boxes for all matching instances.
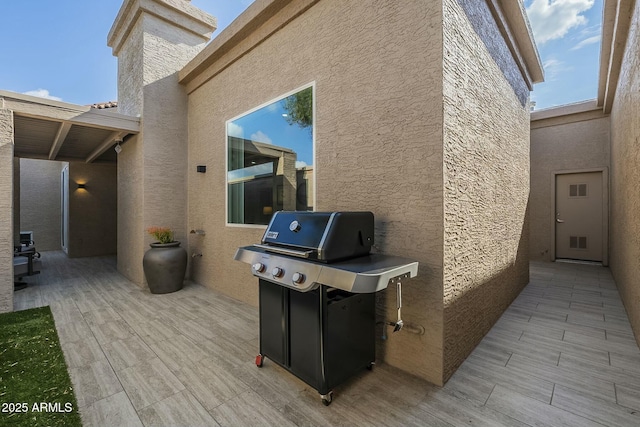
[227,85,314,225]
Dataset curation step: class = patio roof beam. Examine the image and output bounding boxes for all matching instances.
[48,121,72,160]
[85,131,127,163]
[0,91,140,134]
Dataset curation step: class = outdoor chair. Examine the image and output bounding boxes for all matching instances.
[14,243,41,290]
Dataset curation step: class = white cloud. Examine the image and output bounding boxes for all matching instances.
[526,0,595,44]
[543,58,572,80]
[23,89,62,101]
[295,161,308,169]
[228,122,244,138]
[250,130,272,144]
[571,35,601,50]
[579,23,602,38]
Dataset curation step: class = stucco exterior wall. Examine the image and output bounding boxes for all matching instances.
[609,0,640,344]
[116,16,146,283]
[441,0,531,381]
[0,109,14,313]
[114,8,212,284]
[67,162,117,258]
[187,0,445,384]
[19,159,63,251]
[117,134,145,281]
[530,113,610,262]
[13,158,20,248]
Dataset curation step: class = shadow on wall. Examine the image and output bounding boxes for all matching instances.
[442,206,530,381]
[456,0,529,107]
[372,216,445,385]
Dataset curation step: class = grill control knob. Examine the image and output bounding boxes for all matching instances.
[292,272,305,285]
[252,263,266,273]
[271,267,284,278]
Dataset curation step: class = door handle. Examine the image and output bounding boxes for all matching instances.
[556,218,565,223]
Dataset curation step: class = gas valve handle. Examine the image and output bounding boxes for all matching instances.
[393,280,403,332]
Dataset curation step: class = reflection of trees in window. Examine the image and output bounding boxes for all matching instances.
[283,87,312,131]
[227,85,314,225]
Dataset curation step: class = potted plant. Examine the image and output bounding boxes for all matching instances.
[143,226,187,294]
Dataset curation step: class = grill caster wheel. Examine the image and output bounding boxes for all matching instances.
[367,362,374,371]
[255,354,264,367]
[321,391,333,406]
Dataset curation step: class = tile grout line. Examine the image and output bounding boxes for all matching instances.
[74,291,146,424]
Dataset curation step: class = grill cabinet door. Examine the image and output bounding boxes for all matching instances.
[259,280,287,365]
[289,288,322,388]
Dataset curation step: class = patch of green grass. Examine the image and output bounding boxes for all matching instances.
[0,306,81,427]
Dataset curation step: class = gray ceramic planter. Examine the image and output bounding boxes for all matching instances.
[143,241,187,294]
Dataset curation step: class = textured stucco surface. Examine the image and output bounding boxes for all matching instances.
[441,0,531,381]
[68,163,117,258]
[13,158,20,247]
[187,0,445,384]
[609,0,640,345]
[0,109,14,313]
[19,159,64,251]
[530,115,610,261]
[117,133,145,282]
[116,15,145,282]
[114,7,212,285]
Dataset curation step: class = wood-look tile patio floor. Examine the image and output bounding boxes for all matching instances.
[12,252,640,426]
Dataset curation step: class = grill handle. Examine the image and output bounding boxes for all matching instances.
[393,280,404,332]
[253,244,313,259]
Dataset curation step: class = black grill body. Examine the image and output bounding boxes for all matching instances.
[234,211,418,405]
[259,280,375,396]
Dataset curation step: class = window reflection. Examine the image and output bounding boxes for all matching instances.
[227,86,314,225]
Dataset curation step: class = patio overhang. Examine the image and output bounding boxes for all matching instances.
[0,90,140,164]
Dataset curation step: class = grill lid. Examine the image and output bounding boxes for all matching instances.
[260,211,374,262]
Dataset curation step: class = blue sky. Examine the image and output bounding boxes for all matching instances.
[0,0,252,105]
[524,0,603,110]
[0,0,603,110]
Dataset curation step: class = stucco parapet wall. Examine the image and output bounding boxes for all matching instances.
[598,0,635,113]
[489,0,544,88]
[531,100,609,129]
[108,0,217,56]
[179,0,319,93]
[179,0,542,93]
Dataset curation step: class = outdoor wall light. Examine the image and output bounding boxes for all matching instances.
[197,165,206,173]
[77,183,87,190]
[114,138,123,154]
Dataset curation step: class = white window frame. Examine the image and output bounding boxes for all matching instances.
[225,82,316,228]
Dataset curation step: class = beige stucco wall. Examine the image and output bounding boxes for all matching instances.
[117,133,145,281]
[186,0,445,384]
[19,159,64,251]
[67,162,118,257]
[441,0,531,381]
[609,0,640,345]
[112,1,214,286]
[530,111,610,262]
[13,158,20,248]
[0,109,14,313]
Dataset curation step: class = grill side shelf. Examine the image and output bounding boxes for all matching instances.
[234,246,419,294]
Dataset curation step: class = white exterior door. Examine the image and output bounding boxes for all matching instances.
[555,172,603,262]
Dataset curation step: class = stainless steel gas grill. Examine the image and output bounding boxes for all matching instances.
[234,211,418,405]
